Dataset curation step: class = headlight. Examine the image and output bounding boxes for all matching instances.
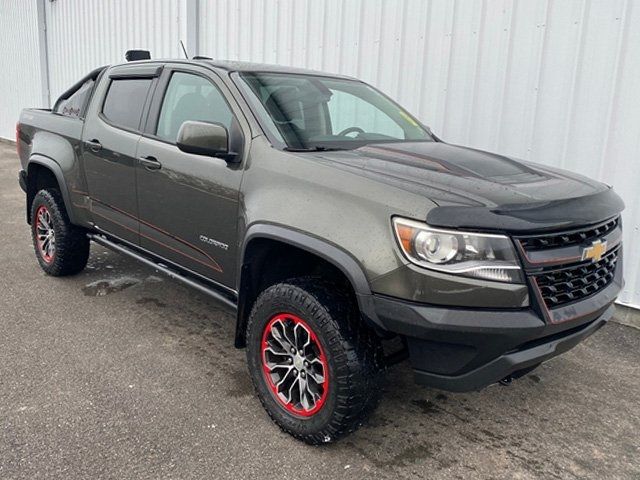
[392,217,524,283]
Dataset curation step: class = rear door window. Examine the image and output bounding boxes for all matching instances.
[102,78,153,130]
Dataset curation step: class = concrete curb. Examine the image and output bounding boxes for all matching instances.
[613,304,640,330]
[0,137,16,145]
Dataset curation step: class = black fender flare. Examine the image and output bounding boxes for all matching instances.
[235,223,383,347]
[27,155,77,224]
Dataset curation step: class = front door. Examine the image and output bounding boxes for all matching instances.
[135,68,244,288]
[82,71,157,244]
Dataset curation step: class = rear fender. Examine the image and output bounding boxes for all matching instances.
[27,155,77,224]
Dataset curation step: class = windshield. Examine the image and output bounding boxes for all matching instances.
[234,72,433,150]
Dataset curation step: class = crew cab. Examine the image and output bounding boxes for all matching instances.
[16,55,624,444]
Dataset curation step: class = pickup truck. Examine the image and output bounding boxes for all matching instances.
[17,56,624,444]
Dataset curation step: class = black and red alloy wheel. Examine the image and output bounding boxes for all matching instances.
[34,204,55,264]
[261,313,329,417]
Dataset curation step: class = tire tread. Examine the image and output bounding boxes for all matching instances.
[246,276,384,444]
[31,188,89,276]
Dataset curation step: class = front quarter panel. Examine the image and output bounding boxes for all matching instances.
[241,138,530,309]
[240,138,432,282]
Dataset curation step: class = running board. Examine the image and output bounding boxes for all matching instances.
[87,233,237,312]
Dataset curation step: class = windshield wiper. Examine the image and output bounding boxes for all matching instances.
[283,146,346,152]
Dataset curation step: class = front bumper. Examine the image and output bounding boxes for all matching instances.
[373,275,621,392]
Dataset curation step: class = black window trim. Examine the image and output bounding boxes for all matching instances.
[108,64,164,79]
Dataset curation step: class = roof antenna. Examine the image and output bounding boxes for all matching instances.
[180,40,189,59]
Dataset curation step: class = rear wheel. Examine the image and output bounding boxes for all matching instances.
[246,277,384,444]
[30,189,90,276]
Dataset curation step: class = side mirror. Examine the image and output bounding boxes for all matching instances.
[176,121,237,161]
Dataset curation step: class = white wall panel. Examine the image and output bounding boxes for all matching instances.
[1,0,639,307]
[0,0,42,140]
[44,0,187,100]
[198,0,640,309]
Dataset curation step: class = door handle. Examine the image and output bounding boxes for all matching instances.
[86,139,102,152]
[139,155,162,170]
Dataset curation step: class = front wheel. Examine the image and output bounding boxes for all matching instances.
[246,278,384,444]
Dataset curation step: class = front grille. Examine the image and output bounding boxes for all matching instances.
[534,247,619,309]
[519,217,619,251]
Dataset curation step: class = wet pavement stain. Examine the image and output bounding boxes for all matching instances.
[136,297,168,308]
[346,440,439,470]
[82,277,141,296]
[226,369,254,398]
[383,443,436,468]
[529,374,541,383]
[411,399,441,415]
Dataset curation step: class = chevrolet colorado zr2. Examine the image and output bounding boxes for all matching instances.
[16,56,624,444]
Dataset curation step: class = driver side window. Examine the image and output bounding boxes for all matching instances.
[156,72,233,143]
[326,89,404,138]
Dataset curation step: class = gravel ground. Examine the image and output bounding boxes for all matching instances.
[1,142,638,479]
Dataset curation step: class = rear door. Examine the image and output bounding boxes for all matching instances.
[135,65,246,288]
[81,64,161,244]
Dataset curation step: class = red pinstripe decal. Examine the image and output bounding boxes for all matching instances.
[90,209,223,273]
[76,192,224,273]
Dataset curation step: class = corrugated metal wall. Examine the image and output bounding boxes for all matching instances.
[198,0,640,309]
[1,0,639,307]
[0,1,43,141]
[44,0,187,100]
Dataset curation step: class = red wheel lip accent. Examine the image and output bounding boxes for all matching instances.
[261,312,329,418]
[35,205,54,264]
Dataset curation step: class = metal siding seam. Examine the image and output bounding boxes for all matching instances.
[272,0,279,64]
[416,0,433,120]
[466,0,486,145]
[524,0,550,161]
[321,0,330,70]
[494,0,516,152]
[372,0,383,87]
[286,0,293,65]
[437,0,457,136]
[305,0,313,68]
[394,0,408,101]
[236,0,242,60]
[36,0,51,108]
[351,0,362,76]
[559,0,590,169]
[597,0,631,181]
[336,0,344,72]
[186,0,199,56]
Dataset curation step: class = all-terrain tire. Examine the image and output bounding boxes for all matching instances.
[30,189,90,276]
[246,277,384,444]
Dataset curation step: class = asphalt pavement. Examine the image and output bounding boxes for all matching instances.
[1,142,638,479]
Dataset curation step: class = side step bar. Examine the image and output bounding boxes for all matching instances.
[88,233,238,313]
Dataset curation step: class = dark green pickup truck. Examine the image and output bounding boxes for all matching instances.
[17,57,624,444]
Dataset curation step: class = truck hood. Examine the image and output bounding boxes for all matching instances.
[310,141,624,232]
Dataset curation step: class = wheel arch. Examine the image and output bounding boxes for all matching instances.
[26,155,77,225]
[234,223,383,348]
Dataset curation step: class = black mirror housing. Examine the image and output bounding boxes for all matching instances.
[176,121,238,161]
